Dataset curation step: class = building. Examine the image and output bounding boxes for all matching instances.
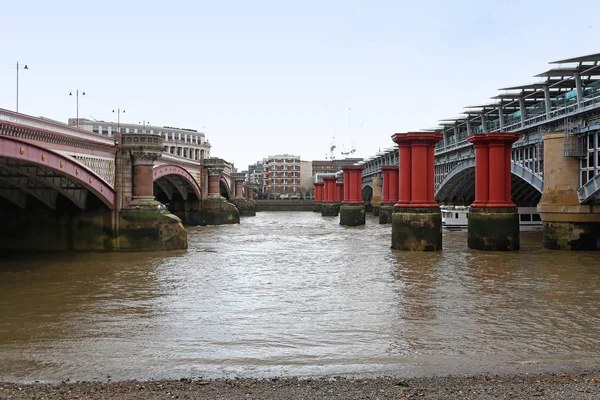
[312,158,363,180]
[263,154,301,195]
[69,118,211,162]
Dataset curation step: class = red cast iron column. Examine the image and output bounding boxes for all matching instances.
[336,182,344,202]
[323,177,337,203]
[392,134,412,207]
[342,165,364,204]
[407,132,443,208]
[486,133,519,207]
[381,166,399,204]
[315,182,324,201]
[468,135,490,207]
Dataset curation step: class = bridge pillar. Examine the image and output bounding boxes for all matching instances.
[467,133,520,251]
[336,182,344,202]
[391,132,443,251]
[208,169,222,198]
[340,165,365,226]
[192,167,240,225]
[379,166,398,224]
[322,176,339,216]
[371,176,382,216]
[538,132,600,250]
[313,182,324,212]
[231,172,256,216]
[118,133,187,251]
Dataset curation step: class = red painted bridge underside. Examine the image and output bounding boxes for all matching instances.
[0,136,116,209]
[153,164,202,199]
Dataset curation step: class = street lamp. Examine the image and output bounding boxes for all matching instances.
[15,61,28,113]
[112,108,126,145]
[138,120,150,133]
[112,108,126,132]
[69,89,86,128]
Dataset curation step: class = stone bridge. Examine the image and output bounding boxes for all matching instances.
[0,108,250,252]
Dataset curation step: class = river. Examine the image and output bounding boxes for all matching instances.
[0,212,599,382]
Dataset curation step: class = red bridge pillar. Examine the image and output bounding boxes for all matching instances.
[208,169,222,198]
[340,165,365,226]
[313,182,324,212]
[336,182,344,203]
[467,133,520,251]
[322,176,339,216]
[391,132,443,251]
[379,166,398,224]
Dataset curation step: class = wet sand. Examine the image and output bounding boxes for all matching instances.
[1,368,599,399]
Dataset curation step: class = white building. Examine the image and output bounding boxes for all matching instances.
[69,118,211,162]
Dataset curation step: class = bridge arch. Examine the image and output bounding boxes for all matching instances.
[0,136,115,209]
[153,164,202,202]
[361,183,373,202]
[219,176,233,200]
[435,159,543,206]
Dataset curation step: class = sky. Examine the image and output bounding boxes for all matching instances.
[1,0,599,171]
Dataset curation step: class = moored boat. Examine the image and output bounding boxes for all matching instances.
[440,205,542,231]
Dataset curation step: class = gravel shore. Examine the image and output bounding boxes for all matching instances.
[1,369,599,399]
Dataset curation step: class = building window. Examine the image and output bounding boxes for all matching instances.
[92,125,99,133]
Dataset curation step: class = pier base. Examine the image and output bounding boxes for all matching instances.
[542,221,600,250]
[321,202,340,217]
[119,200,187,251]
[231,198,257,216]
[312,201,322,212]
[468,207,519,251]
[391,207,442,251]
[378,204,395,224]
[340,204,366,226]
[184,197,240,226]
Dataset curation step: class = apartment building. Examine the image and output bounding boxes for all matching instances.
[263,154,301,194]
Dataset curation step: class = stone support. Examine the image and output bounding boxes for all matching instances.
[371,176,382,216]
[340,165,365,226]
[208,169,222,198]
[322,176,339,216]
[467,133,520,251]
[379,165,398,224]
[231,173,256,216]
[312,182,324,212]
[391,132,443,251]
[537,132,600,250]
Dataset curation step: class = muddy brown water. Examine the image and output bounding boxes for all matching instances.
[0,212,598,382]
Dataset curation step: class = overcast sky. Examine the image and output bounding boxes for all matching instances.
[1,1,598,170]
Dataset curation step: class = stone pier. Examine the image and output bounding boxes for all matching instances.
[467,133,520,251]
[321,176,340,216]
[371,176,382,216]
[340,165,365,226]
[119,133,187,251]
[538,132,600,250]
[231,172,256,216]
[391,132,443,251]
[313,182,324,212]
[379,166,398,224]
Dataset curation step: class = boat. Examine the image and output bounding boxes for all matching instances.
[440,205,542,231]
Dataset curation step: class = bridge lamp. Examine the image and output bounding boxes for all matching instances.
[15,62,28,113]
[69,90,86,128]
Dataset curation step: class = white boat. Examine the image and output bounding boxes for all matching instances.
[440,206,542,231]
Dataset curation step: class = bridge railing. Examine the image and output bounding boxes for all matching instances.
[0,108,115,146]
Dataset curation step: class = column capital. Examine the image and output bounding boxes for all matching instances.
[380,165,399,172]
[341,165,364,172]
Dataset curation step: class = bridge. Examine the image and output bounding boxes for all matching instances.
[0,109,251,252]
[359,52,600,250]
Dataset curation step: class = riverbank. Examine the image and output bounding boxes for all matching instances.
[1,369,599,399]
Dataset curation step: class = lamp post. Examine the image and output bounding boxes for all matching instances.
[15,62,28,113]
[138,120,150,134]
[69,89,86,128]
[112,108,126,133]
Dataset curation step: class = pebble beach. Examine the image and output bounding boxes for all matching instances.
[2,368,599,399]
